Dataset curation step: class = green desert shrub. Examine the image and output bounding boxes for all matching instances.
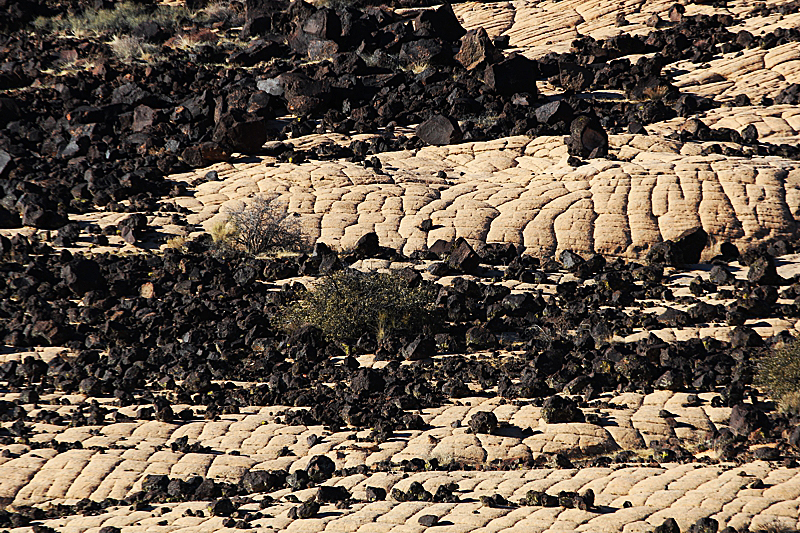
[755,338,800,413]
[214,196,307,257]
[279,269,438,350]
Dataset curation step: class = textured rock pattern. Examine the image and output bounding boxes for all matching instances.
[0,389,724,509]
[2,386,798,533]
[165,134,800,260]
[453,0,800,106]
[32,464,800,533]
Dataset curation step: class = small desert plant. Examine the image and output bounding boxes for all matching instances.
[202,1,244,25]
[215,195,306,256]
[755,338,800,413]
[164,235,187,250]
[34,2,190,37]
[279,269,438,351]
[109,35,157,61]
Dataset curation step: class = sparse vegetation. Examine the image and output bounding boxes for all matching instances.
[109,35,157,61]
[164,235,188,251]
[755,337,800,413]
[33,2,191,37]
[279,269,438,350]
[202,1,244,26]
[214,196,307,256]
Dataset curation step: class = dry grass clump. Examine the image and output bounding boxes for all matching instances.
[202,1,244,26]
[279,269,437,350]
[109,35,158,61]
[34,2,190,37]
[164,235,187,251]
[214,196,307,257]
[755,337,800,414]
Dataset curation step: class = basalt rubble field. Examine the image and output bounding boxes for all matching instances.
[2,0,800,531]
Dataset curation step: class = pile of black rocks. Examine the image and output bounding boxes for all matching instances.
[5,0,800,236]
[1,228,800,466]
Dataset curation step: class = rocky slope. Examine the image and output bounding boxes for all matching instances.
[1,0,800,532]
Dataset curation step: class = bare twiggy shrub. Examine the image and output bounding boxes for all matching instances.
[279,269,438,350]
[217,196,306,256]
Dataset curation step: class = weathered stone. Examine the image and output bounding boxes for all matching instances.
[455,28,502,71]
[416,114,462,146]
[567,115,608,158]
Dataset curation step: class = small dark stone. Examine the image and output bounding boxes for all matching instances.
[317,485,350,502]
[469,411,498,434]
[418,515,439,527]
[688,517,718,533]
[210,498,235,517]
[541,395,584,424]
[416,114,462,146]
[729,403,769,437]
[567,115,608,158]
[365,486,386,501]
[654,517,680,533]
[753,447,780,460]
[401,335,437,361]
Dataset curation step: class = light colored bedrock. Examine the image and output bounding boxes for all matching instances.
[181,134,800,260]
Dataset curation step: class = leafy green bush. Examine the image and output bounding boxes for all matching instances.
[279,269,438,350]
[756,338,800,412]
[216,196,307,257]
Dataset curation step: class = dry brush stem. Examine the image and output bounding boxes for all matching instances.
[219,195,307,256]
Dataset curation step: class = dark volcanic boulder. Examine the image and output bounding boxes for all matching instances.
[448,237,480,273]
[16,193,67,229]
[0,204,20,228]
[535,100,573,125]
[317,485,350,502]
[417,114,462,146]
[455,28,502,71]
[646,241,682,266]
[748,255,783,285]
[729,403,768,437]
[469,411,498,433]
[567,115,608,158]
[484,54,539,96]
[280,72,331,116]
[412,3,466,42]
[400,38,452,66]
[0,149,12,179]
[541,395,584,423]
[119,213,148,244]
[241,469,286,493]
[352,232,380,258]
[182,142,230,168]
[213,113,267,154]
[61,259,103,296]
[241,0,292,38]
[559,62,594,92]
[401,335,437,361]
[306,454,335,482]
[673,227,708,264]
